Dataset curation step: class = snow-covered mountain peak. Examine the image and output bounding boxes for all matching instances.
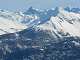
[0,7,80,37]
[33,8,80,37]
[58,7,80,20]
[0,10,27,35]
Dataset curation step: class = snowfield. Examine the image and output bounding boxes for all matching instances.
[0,7,80,37]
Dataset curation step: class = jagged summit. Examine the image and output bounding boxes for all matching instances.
[0,7,80,37]
[23,7,80,37]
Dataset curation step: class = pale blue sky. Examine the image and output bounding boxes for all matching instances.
[0,0,80,11]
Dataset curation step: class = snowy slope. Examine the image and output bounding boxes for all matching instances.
[34,8,80,37]
[0,10,27,35]
[0,7,80,37]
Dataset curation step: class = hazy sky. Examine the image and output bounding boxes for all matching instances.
[0,0,80,11]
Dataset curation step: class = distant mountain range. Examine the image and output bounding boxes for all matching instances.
[0,7,80,37]
[0,7,80,60]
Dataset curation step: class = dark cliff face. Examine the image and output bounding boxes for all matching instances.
[0,28,80,60]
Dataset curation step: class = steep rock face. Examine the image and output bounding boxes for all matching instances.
[34,8,80,37]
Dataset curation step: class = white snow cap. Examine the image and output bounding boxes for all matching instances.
[0,8,80,37]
